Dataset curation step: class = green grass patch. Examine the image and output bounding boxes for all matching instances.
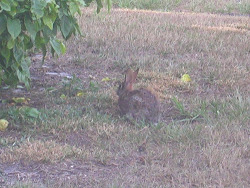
[112,0,250,15]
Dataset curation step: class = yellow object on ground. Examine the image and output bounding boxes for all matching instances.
[101,77,111,82]
[77,91,84,97]
[181,74,192,82]
[0,119,9,131]
[12,97,28,104]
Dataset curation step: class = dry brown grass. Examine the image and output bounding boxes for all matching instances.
[0,140,84,163]
[0,7,249,188]
[69,8,250,97]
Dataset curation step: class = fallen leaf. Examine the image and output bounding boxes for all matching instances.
[101,77,111,82]
[76,91,85,97]
[12,97,28,104]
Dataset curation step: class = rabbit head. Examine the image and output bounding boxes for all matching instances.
[117,68,139,96]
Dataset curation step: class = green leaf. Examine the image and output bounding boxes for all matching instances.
[68,2,79,15]
[35,33,46,49]
[84,0,93,7]
[17,69,28,86]
[16,58,31,89]
[0,0,11,11]
[7,38,15,49]
[17,7,29,14]
[31,0,47,19]
[61,42,66,54]
[23,34,33,50]
[106,0,112,12]
[4,72,19,86]
[7,18,21,39]
[0,48,10,62]
[43,14,54,30]
[26,107,40,119]
[96,0,103,13]
[13,44,24,62]
[8,5,17,17]
[74,23,83,36]
[0,14,7,35]
[24,16,39,41]
[60,15,73,39]
[50,38,66,55]
[77,0,86,6]
[48,2,59,15]
[42,25,57,42]
[21,58,31,78]
[19,106,40,119]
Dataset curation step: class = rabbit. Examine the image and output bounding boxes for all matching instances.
[117,68,159,124]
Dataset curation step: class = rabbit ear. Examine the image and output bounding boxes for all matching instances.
[124,69,136,91]
[133,68,139,79]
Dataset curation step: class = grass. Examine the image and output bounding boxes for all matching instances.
[0,140,83,163]
[112,0,250,15]
[0,4,250,188]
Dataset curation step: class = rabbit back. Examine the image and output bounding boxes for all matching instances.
[118,88,159,123]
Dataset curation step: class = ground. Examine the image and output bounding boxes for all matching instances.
[0,5,250,188]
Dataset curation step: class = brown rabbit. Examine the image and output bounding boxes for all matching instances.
[117,68,159,124]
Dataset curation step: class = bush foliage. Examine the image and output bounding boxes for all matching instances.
[0,0,110,88]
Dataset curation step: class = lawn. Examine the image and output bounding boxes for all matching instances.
[0,3,249,188]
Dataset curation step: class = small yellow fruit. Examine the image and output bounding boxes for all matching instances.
[0,119,9,131]
[181,74,191,82]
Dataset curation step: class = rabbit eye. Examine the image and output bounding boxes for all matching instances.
[120,84,124,90]
[118,83,122,90]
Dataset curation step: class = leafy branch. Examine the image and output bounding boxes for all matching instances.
[0,0,111,88]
